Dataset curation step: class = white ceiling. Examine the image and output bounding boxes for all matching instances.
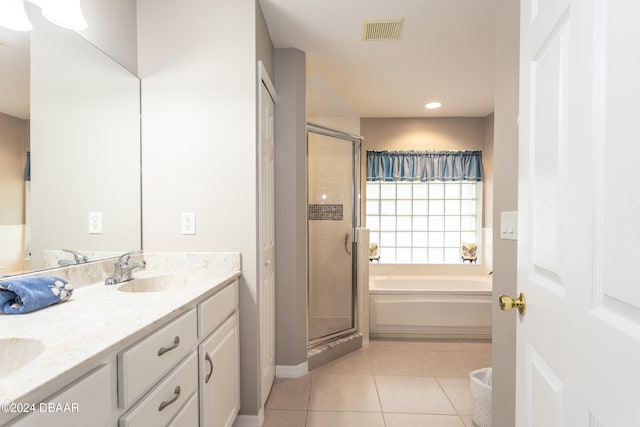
[0,1,495,120]
[259,0,496,118]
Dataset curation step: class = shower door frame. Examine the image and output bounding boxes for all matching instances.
[307,121,362,348]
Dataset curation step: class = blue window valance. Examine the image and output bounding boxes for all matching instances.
[366,150,483,182]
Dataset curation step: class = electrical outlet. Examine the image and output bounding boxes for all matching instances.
[181,212,196,235]
[89,212,103,234]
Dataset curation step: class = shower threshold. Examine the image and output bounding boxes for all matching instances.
[307,332,362,371]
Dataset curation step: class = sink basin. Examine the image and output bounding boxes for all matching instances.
[117,275,187,293]
[0,338,45,378]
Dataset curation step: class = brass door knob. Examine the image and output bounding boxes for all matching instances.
[499,293,526,315]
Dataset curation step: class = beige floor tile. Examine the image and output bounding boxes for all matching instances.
[473,351,492,367]
[265,375,311,410]
[384,413,467,427]
[437,377,472,415]
[309,374,381,412]
[369,340,492,353]
[414,342,479,353]
[306,411,386,427]
[311,348,372,376]
[460,414,475,427]
[369,349,432,376]
[262,342,491,426]
[263,410,307,427]
[368,339,426,353]
[375,375,456,415]
[424,352,485,376]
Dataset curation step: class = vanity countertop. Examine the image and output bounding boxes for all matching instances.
[0,269,241,407]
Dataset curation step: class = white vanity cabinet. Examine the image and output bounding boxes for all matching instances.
[198,281,240,427]
[119,279,240,427]
[119,352,198,427]
[10,364,115,427]
[118,309,198,408]
[199,312,240,427]
[168,391,199,426]
[3,276,240,427]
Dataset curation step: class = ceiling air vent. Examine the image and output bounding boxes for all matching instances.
[362,18,404,41]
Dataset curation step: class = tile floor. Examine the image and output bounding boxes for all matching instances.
[264,339,491,427]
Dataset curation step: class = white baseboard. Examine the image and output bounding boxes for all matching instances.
[275,361,308,378]
[233,408,264,427]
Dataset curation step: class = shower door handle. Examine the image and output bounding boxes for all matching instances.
[344,233,352,255]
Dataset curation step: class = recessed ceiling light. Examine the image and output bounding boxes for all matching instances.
[425,101,442,109]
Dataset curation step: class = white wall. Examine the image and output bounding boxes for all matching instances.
[308,116,361,136]
[78,0,138,73]
[483,114,495,275]
[492,0,520,425]
[137,0,263,416]
[274,48,308,368]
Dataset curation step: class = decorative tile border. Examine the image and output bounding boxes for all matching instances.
[308,204,344,221]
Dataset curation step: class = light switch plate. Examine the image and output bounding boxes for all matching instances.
[500,211,518,240]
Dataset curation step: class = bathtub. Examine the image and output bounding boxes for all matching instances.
[369,275,492,339]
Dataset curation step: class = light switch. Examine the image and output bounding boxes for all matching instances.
[500,211,518,240]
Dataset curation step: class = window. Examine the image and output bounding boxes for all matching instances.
[365,150,483,264]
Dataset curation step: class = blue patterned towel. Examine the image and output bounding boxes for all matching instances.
[0,276,74,314]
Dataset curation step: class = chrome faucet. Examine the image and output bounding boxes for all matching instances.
[58,249,89,266]
[105,251,146,285]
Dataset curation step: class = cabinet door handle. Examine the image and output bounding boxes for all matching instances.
[157,336,180,356]
[158,386,181,411]
[205,352,214,384]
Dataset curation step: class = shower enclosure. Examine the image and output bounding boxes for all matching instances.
[307,122,361,347]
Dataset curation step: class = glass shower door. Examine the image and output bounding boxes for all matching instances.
[307,128,360,345]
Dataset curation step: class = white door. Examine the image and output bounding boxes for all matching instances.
[515,0,640,425]
[258,62,276,406]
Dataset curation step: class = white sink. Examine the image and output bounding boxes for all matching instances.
[0,338,45,378]
[116,275,187,293]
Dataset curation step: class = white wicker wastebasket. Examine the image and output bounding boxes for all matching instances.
[470,367,492,427]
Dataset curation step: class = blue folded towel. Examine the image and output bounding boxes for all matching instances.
[0,276,74,314]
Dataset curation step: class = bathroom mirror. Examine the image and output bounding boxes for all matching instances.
[0,15,141,275]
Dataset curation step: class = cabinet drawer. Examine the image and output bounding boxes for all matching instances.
[11,364,113,427]
[118,309,197,407]
[198,281,238,339]
[168,391,198,427]
[119,352,198,427]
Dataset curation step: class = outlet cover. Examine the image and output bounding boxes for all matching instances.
[181,212,196,235]
[89,212,103,234]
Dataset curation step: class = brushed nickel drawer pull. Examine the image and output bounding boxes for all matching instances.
[205,352,214,384]
[158,386,181,411]
[157,336,180,356]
